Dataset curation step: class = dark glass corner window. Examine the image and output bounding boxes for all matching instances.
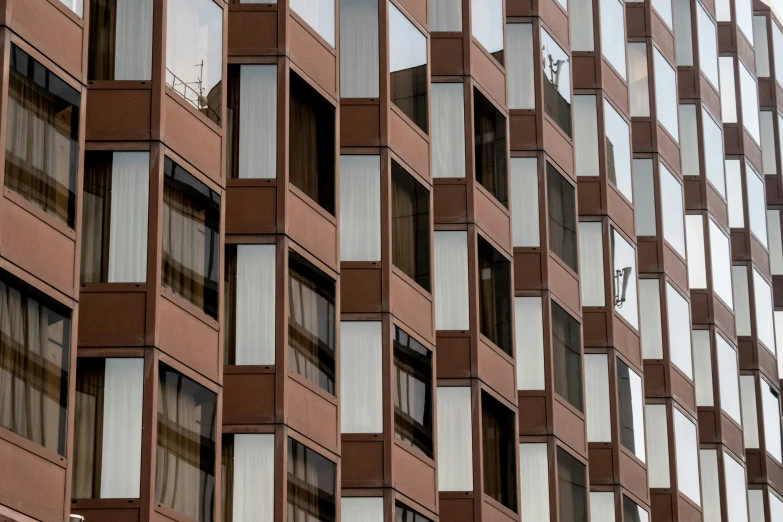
[287,437,337,522]
[478,237,512,355]
[389,2,428,132]
[482,391,518,512]
[395,502,434,522]
[557,447,588,522]
[474,88,508,206]
[617,358,646,462]
[289,72,336,215]
[541,28,572,136]
[6,44,80,228]
[552,300,583,411]
[156,363,217,522]
[162,157,221,319]
[288,252,336,394]
[394,326,434,458]
[392,162,431,291]
[623,495,649,522]
[88,0,153,80]
[547,163,578,272]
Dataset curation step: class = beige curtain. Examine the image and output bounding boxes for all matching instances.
[80,153,112,283]
[72,359,104,498]
[88,0,117,80]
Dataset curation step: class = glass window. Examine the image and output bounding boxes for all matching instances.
[755,16,771,76]
[771,491,783,522]
[768,209,783,274]
[340,155,382,261]
[541,28,572,136]
[507,24,536,109]
[472,0,504,62]
[519,444,551,521]
[591,492,615,521]
[511,158,540,247]
[340,0,379,97]
[748,164,769,247]
[600,0,627,78]
[624,496,650,522]
[395,503,433,522]
[720,56,738,123]
[291,0,335,45]
[435,231,470,330]
[646,404,671,487]
[674,0,694,66]
[474,89,508,205]
[290,72,336,214]
[618,359,646,461]
[680,104,701,176]
[343,497,383,522]
[579,222,606,307]
[162,157,221,318]
[437,387,473,491]
[697,3,720,90]
[552,301,583,410]
[628,42,650,117]
[686,214,707,288]
[288,252,336,393]
[733,266,752,336]
[710,219,734,309]
[6,45,80,227]
[557,448,588,522]
[88,0,152,80]
[340,321,383,433]
[166,0,222,125]
[482,392,517,511]
[59,0,83,16]
[701,449,721,522]
[653,0,673,27]
[775,23,783,88]
[726,160,745,227]
[547,164,578,271]
[389,4,428,132]
[661,163,686,256]
[667,282,694,378]
[224,245,276,365]
[571,0,594,51]
[222,434,274,522]
[693,330,714,406]
[633,160,656,236]
[736,0,755,45]
[156,364,217,522]
[717,335,742,423]
[674,408,701,505]
[654,48,680,140]
[287,438,337,522]
[604,100,634,201]
[585,354,611,442]
[81,151,149,284]
[724,451,750,522]
[73,358,143,499]
[754,269,777,354]
[394,327,434,458]
[227,65,277,179]
[762,381,783,462]
[748,490,765,522]
[478,237,512,354]
[741,375,760,448]
[612,229,639,329]
[778,312,783,376]
[392,162,431,291]
[714,0,730,20]
[640,279,664,359]
[574,95,600,176]
[740,61,762,144]
[516,297,545,390]
[430,0,462,30]
[432,84,466,178]
[761,111,777,174]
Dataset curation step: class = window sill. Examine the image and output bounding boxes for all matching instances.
[86,80,151,90]
[79,282,146,293]
[70,499,141,510]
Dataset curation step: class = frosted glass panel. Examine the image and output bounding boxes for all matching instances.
[430,0,462,30]
[726,160,745,227]
[511,158,540,247]
[343,497,383,522]
[717,335,742,423]
[507,24,536,109]
[770,209,783,274]
[432,84,466,179]
[574,95,600,177]
[674,0,694,65]
[701,449,721,522]
[646,404,671,487]
[693,330,714,406]
[237,66,277,179]
[604,100,634,201]
[686,215,707,288]
[703,108,726,196]
[674,409,701,505]
[762,381,783,462]
[733,266,752,336]
[601,0,627,79]
[340,156,381,261]
[571,0,594,51]
[519,444,551,521]
[724,451,750,522]
[590,492,616,521]
[633,159,656,236]
[668,283,694,378]
[753,268,776,353]
[108,152,149,283]
[579,222,605,306]
[640,279,663,359]
[628,43,650,117]
[661,162,686,256]
[291,0,335,45]
[516,297,545,390]
[340,0,379,97]
[680,105,701,176]
[235,245,276,365]
[761,111,777,174]
[755,16,771,76]
[340,321,383,433]
[232,434,274,522]
[437,387,473,490]
[434,232,470,330]
[585,354,611,442]
[654,48,679,140]
[741,375,760,448]
[748,165,769,247]
[740,60,762,144]
[697,3,720,90]
[710,219,734,309]
[720,57,738,123]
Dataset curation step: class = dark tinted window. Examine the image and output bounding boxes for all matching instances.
[617,358,645,461]
[552,301,583,411]
[547,164,578,272]
[623,495,649,522]
[474,88,508,206]
[557,447,587,522]
[392,162,431,291]
[478,237,512,355]
[287,437,337,522]
[394,327,434,458]
[482,392,518,512]
[88,0,152,80]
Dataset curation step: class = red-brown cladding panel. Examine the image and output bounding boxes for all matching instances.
[391,444,437,513]
[286,376,339,453]
[587,446,614,484]
[162,96,223,185]
[288,190,338,269]
[513,251,543,291]
[289,18,338,98]
[158,296,221,382]
[434,182,469,222]
[439,497,475,522]
[342,439,384,487]
[70,509,140,522]
[86,89,153,142]
[223,372,276,425]
[225,185,278,235]
[0,438,65,522]
[477,339,517,404]
[78,292,146,347]
[341,104,382,147]
[389,111,431,181]
[341,267,383,313]
[227,10,278,55]
[431,36,466,77]
[391,271,434,340]
[436,334,471,379]
[517,395,548,434]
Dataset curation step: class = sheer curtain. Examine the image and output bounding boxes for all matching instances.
[340,156,381,261]
[506,24,535,109]
[239,66,277,179]
[343,497,384,522]
[434,232,469,330]
[109,152,149,283]
[232,435,274,522]
[115,0,153,80]
[645,405,670,487]
[639,279,663,359]
[432,84,466,179]
[519,444,550,521]
[436,387,473,491]
[340,321,383,433]
[692,330,714,407]
[574,96,600,176]
[510,158,539,247]
[235,245,276,365]
[578,222,605,306]
[340,0,379,97]
[515,297,544,390]
[590,492,615,522]
[740,375,759,448]
[430,0,461,30]
[584,354,611,442]
[700,449,720,522]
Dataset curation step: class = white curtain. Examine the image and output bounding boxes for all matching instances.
[660,163,686,257]
[342,497,384,522]
[726,159,745,227]
[101,358,144,498]
[761,111,777,174]
[340,0,379,97]
[510,158,539,247]
[437,387,473,491]
[340,321,383,433]
[627,42,650,117]
[515,297,544,390]
[723,451,750,522]
[717,336,742,424]
[290,0,335,45]
[666,283,693,378]
[632,159,656,236]
[574,95,600,176]
[584,354,611,442]
[679,104,700,175]
[761,381,783,463]
[771,491,783,522]
[674,409,701,505]
[639,279,663,359]
[710,220,734,309]
[115,0,153,80]
[239,66,277,179]
[754,269,777,354]
[434,231,469,330]
[733,266,752,336]
[741,375,760,448]
[590,492,615,522]
[236,245,276,365]
[109,152,149,283]
[700,449,721,522]
[767,210,783,275]
[432,84,466,179]
[430,0,462,30]
[506,24,535,109]
[570,0,594,51]
[645,404,670,488]
[340,155,381,261]
[685,215,707,288]
[748,489,764,522]
[519,444,550,521]
[578,222,605,307]
[692,330,714,407]
[232,434,274,522]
